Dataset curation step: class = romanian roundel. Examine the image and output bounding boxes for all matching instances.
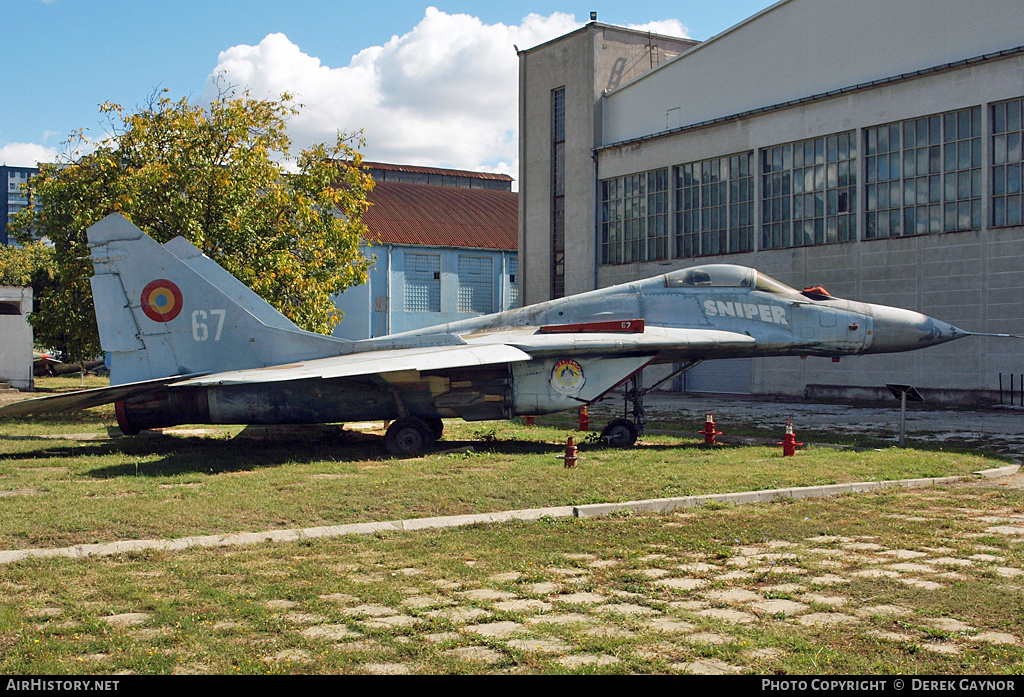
[140,279,183,323]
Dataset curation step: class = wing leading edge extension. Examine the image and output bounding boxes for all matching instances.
[502,326,756,357]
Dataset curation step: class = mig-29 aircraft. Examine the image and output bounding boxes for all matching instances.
[0,213,995,455]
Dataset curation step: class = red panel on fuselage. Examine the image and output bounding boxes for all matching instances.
[539,319,645,334]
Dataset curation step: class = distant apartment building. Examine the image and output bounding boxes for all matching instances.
[1,165,38,245]
[332,163,519,340]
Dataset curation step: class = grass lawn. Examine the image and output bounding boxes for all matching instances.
[0,398,1002,550]
[0,378,1021,674]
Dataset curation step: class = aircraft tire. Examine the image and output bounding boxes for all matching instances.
[601,418,639,447]
[384,417,436,457]
[425,417,444,441]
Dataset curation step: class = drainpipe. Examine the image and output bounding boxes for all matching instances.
[593,148,600,291]
[385,245,392,336]
[500,252,507,312]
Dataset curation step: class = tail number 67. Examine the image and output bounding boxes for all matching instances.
[192,309,226,342]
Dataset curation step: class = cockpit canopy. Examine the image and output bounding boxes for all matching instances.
[663,264,800,295]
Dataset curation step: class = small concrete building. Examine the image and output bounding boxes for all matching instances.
[332,163,518,340]
[0,286,33,390]
[518,0,1024,404]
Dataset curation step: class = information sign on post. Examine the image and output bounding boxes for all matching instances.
[886,384,924,447]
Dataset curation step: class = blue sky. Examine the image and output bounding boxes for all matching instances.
[2,0,778,177]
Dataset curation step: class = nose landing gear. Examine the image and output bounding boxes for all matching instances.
[599,361,702,448]
[599,373,646,447]
[600,417,639,447]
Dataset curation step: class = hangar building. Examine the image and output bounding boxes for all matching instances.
[517,0,1024,404]
[332,163,518,339]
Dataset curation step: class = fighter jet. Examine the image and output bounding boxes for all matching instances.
[0,213,997,455]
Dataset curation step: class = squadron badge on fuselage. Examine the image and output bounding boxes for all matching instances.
[551,358,585,396]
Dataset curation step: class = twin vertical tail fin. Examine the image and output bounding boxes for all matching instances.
[88,213,349,385]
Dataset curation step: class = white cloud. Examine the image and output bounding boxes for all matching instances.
[204,8,586,183]
[0,142,58,168]
[625,20,692,38]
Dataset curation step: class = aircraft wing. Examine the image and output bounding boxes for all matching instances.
[171,343,533,387]
[0,327,753,418]
[0,375,205,418]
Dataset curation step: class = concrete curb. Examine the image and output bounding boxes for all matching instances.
[573,465,1017,519]
[974,464,1020,479]
[574,476,962,518]
[0,467,1015,567]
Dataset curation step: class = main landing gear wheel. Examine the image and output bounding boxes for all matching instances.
[384,416,436,457]
[425,417,444,442]
[601,418,639,447]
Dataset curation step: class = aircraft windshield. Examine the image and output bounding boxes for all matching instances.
[754,272,801,295]
[664,265,754,288]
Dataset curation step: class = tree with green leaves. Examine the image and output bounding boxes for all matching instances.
[8,84,373,363]
[0,241,55,290]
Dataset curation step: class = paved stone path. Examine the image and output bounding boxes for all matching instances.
[12,466,1023,674]
[238,501,1022,673]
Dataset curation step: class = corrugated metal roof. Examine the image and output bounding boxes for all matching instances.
[363,181,518,250]
[363,161,513,182]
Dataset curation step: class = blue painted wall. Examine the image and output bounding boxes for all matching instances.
[332,244,519,340]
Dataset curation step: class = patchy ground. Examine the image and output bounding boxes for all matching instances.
[4,473,1023,674]
[255,517,1022,675]
[588,392,1024,459]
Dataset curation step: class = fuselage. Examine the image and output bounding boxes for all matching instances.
[380,264,966,362]
[110,263,969,432]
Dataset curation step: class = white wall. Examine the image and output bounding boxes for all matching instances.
[594,53,1024,397]
[603,0,1024,146]
[0,287,33,390]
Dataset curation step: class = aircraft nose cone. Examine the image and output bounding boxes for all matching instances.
[867,305,966,354]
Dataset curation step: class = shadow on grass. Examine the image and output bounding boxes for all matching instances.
[3,427,775,479]
[1,431,375,478]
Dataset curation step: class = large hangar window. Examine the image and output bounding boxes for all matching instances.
[600,169,669,264]
[404,253,441,313]
[674,152,753,258]
[508,257,519,309]
[993,98,1023,228]
[457,255,493,313]
[865,106,981,238]
[761,132,857,249]
[551,87,566,299]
